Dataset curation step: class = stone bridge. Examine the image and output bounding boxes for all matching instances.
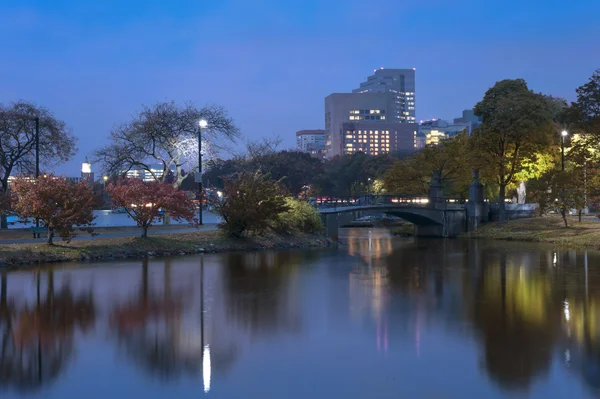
[317,170,535,239]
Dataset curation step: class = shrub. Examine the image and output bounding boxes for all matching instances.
[211,171,289,237]
[273,198,323,234]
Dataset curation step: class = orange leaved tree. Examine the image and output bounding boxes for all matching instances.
[11,174,98,244]
[107,178,197,237]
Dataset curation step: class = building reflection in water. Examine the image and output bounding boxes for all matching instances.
[346,229,393,354]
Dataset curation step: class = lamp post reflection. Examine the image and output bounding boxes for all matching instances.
[200,254,211,393]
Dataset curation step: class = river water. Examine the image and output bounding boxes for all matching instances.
[1,228,599,398]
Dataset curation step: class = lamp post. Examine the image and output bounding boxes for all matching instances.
[35,117,40,228]
[197,119,208,225]
[561,130,568,172]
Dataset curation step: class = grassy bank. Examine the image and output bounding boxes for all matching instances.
[0,230,334,268]
[464,215,600,248]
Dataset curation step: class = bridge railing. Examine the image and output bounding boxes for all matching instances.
[314,195,467,209]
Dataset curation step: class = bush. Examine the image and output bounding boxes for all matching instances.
[211,171,289,237]
[273,198,323,234]
[391,223,414,237]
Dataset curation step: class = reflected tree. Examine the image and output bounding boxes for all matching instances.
[110,259,200,379]
[0,270,95,392]
[222,252,302,335]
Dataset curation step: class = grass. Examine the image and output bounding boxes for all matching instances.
[0,230,333,268]
[464,214,600,248]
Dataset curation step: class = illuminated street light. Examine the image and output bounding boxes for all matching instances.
[561,130,568,171]
[197,119,208,225]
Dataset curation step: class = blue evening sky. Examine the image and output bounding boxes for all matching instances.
[1,0,599,175]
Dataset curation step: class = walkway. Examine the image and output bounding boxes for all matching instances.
[0,224,219,245]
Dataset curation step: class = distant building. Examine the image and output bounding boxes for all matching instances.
[353,68,416,124]
[296,130,326,159]
[418,110,481,146]
[341,122,417,156]
[325,92,395,157]
[124,164,175,182]
[81,158,94,185]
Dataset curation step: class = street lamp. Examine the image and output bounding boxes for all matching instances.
[561,130,568,172]
[197,119,208,225]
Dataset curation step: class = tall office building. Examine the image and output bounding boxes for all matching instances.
[353,68,416,123]
[341,122,417,156]
[325,92,395,157]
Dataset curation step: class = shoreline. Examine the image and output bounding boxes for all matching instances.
[0,230,335,269]
[463,215,600,250]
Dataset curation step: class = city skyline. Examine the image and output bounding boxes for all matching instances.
[1,0,599,174]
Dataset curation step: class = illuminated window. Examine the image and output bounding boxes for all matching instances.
[345,134,353,139]
[381,116,386,120]
[349,116,355,120]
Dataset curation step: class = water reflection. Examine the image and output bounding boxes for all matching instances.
[0,270,95,392]
[2,233,600,398]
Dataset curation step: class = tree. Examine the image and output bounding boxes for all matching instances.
[11,174,97,244]
[315,152,370,197]
[0,101,76,228]
[471,79,553,222]
[247,150,323,195]
[107,178,197,237]
[384,134,471,196]
[570,69,600,135]
[95,101,239,188]
[210,171,289,237]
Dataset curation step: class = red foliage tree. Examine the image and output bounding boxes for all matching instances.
[107,178,197,237]
[11,174,98,244]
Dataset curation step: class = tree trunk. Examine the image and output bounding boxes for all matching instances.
[47,229,54,245]
[141,225,148,238]
[561,209,568,227]
[0,214,7,229]
[578,209,583,222]
[498,184,506,223]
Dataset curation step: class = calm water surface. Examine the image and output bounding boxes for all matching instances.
[1,228,600,398]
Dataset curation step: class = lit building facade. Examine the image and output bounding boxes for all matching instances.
[341,122,417,156]
[324,92,395,157]
[353,68,416,124]
[296,130,326,159]
[124,164,175,182]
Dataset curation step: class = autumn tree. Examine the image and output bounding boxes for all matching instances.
[470,79,553,222]
[210,171,289,237]
[384,133,471,196]
[95,101,239,188]
[107,178,197,237]
[11,174,97,245]
[0,101,76,228]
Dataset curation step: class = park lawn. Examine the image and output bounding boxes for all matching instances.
[0,230,332,268]
[465,214,600,248]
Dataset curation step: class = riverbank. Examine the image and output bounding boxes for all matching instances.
[465,214,600,248]
[0,230,334,268]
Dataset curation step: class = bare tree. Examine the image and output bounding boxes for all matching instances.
[0,101,76,228]
[94,101,239,187]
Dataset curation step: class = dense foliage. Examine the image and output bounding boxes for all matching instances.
[11,174,98,244]
[210,171,289,237]
[273,198,323,234]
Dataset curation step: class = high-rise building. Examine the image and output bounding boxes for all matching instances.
[353,68,416,123]
[341,122,417,156]
[296,130,326,159]
[325,92,395,157]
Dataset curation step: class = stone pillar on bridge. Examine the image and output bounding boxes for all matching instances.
[428,171,445,209]
[466,169,488,231]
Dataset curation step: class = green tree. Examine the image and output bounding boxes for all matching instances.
[211,171,289,237]
[471,79,553,221]
[384,134,471,196]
